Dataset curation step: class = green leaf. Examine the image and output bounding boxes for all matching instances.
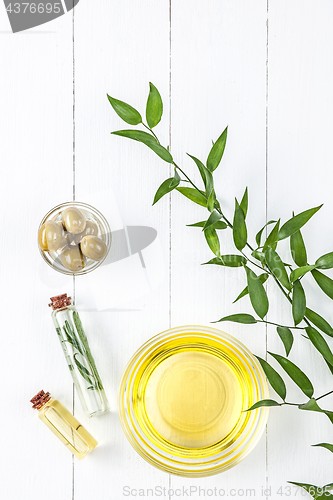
[187,154,213,194]
[306,326,333,367]
[325,358,333,376]
[72,311,87,343]
[264,247,291,291]
[278,205,322,240]
[153,172,180,205]
[143,143,173,163]
[312,443,333,454]
[255,220,277,248]
[177,187,207,207]
[299,398,333,424]
[276,326,294,356]
[233,273,269,303]
[263,219,280,251]
[202,210,222,231]
[290,229,307,266]
[204,255,247,267]
[187,220,227,230]
[216,313,257,324]
[107,94,142,125]
[269,352,314,398]
[239,187,248,218]
[315,403,333,421]
[288,482,315,496]
[245,267,269,319]
[290,265,315,283]
[252,249,265,263]
[146,82,163,128]
[312,269,333,300]
[112,129,173,162]
[71,313,104,391]
[292,280,306,325]
[206,127,228,172]
[73,354,95,387]
[246,399,281,411]
[204,226,220,256]
[207,188,216,211]
[316,251,333,270]
[62,321,84,356]
[305,308,333,337]
[256,356,287,400]
[233,199,247,251]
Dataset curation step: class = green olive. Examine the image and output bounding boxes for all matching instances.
[62,207,86,235]
[66,219,99,244]
[38,223,48,251]
[45,221,67,252]
[59,246,85,272]
[83,220,99,236]
[80,235,107,261]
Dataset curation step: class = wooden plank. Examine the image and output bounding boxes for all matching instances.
[73,1,171,497]
[267,0,333,491]
[0,12,74,500]
[170,0,268,496]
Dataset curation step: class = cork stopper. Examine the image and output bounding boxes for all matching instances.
[49,293,72,310]
[31,390,51,410]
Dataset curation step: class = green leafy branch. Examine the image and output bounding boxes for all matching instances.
[72,311,104,391]
[107,83,333,496]
[62,317,103,391]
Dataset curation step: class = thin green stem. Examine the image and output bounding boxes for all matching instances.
[278,389,333,408]
[173,161,203,193]
[316,390,333,402]
[142,128,207,199]
[272,274,292,304]
[240,250,266,273]
[142,122,159,142]
[258,320,304,331]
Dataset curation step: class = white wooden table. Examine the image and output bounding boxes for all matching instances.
[1,1,332,498]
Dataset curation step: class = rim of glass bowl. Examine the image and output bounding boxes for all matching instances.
[119,325,269,477]
[38,201,111,276]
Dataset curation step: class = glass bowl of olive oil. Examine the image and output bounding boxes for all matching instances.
[119,325,269,477]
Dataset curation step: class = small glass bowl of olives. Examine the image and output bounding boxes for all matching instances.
[38,202,111,275]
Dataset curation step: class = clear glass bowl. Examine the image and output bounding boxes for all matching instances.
[38,202,111,275]
[119,325,269,477]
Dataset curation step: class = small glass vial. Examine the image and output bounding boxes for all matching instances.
[31,390,97,459]
[49,294,109,417]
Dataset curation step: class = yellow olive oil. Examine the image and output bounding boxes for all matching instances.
[31,390,97,459]
[131,333,255,459]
